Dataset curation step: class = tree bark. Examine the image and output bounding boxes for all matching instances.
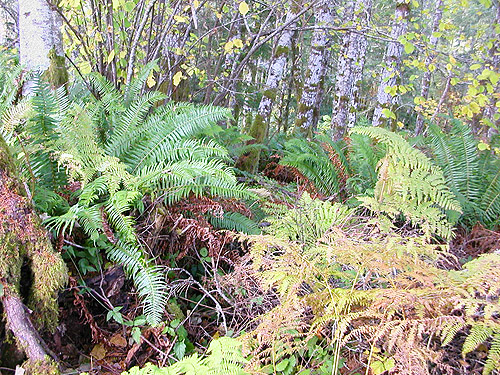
[414,0,443,135]
[295,0,336,137]
[236,8,298,172]
[372,1,410,128]
[331,0,372,139]
[18,0,67,94]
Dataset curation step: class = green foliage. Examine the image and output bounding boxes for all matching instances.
[264,192,354,247]
[0,52,28,144]
[122,337,249,375]
[208,212,261,235]
[240,204,500,374]
[428,120,500,228]
[280,135,347,197]
[346,132,382,195]
[9,74,251,325]
[351,126,462,239]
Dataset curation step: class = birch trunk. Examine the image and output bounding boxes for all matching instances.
[414,0,443,135]
[237,10,297,172]
[18,0,66,93]
[295,0,336,136]
[331,0,372,139]
[372,2,410,128]
[0,0,17,47]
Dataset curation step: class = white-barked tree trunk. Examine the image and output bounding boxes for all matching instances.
[331,0,372,139]
[372,1,410,127]
[295,0,336,136]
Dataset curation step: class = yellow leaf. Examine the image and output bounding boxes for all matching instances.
[224,40,234,54]
[239,1,249,15]
[193,0,199,7]
[107,50,116,64]
[174,15,188,23]
[233,38,243,49]
[449,55,456,65]
[478,141,490,151]
[173,71,185,86]
[147,74,156,88]
[79,61,92,75]
[95,31,103,43]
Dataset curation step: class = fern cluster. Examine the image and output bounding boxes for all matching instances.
[233,193,500,374]
[279,133,381,199]
[429,120,500,229]
[5,69,251,324]
[0,52,29,144]
[351,126,462,240]
[122,337,249,375]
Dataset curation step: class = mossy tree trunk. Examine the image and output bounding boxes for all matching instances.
[237,7,298,173]
[0,135,67,374]
[18,0,68,94]
[372,1,410,128]
[295,0,336,137]
[331,0,372,140]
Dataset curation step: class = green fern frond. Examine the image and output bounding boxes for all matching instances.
[281,137,342,197]
[124,60,158,105]
[127,105,230,171]
[484,333,500,375]
[105,240,167,325]
[351,126,461,239]
[209,212,261,235]
[89,72,124,112]
[106,90,166,156]
[121,337,249,375]
[463,324,493,356]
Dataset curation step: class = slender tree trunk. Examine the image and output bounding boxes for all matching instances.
[18,0,67,94]
[414,0,443,135]
[372,1,410,128]
[295,0,336,137]
[236,9,297,172]
[0,0,17,47]
[331,0,372,139]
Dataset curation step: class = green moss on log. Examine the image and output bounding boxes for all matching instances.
[23,356,60,375]
[0,135,68,332]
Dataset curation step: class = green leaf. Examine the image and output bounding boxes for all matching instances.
[131,327,141,344]
[199,247,208,257]
[275,359,289,371]
[404,42,415,54]
[382,108,396,120]
[174,341,186,360]
[124,1,135,11]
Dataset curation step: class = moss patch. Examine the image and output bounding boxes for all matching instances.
[43,49,68,90]
[0,136,68,332]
